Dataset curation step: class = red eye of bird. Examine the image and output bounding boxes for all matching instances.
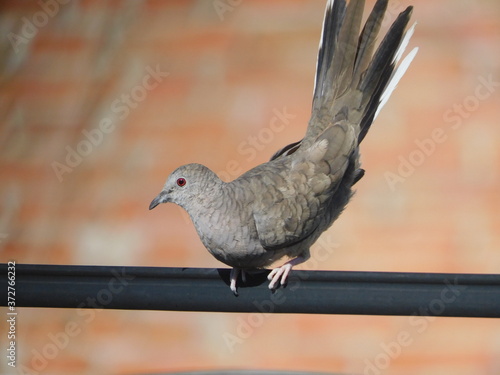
[176,178,186,187]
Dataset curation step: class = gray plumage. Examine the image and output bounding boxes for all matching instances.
[150,0,417,294]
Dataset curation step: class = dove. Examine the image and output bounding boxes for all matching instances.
[149,0,418,295]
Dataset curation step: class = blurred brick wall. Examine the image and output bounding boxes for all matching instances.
[1,0,499,374]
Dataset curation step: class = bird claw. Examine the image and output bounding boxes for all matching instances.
[230,268,247,296]
[230,282,238,296]
[267,256,307,290]
[267,263,293,290]
[230,268,239,295]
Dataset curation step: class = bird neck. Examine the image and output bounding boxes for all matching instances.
[178,169,226,219]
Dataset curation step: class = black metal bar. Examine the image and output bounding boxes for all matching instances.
[1,263,499,317]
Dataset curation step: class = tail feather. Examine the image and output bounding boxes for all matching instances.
[352,0,388,87]
[375,41,418,119]
[310,0,416,144]
[328,0,365,98]
[374,24,418,119]
[313,0,346,110]
[357,6,414,142]
[270,0,417,162]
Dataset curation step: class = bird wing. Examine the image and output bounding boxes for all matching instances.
[253,123,356,251]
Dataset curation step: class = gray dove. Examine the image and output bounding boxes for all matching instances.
[150,0,418,295]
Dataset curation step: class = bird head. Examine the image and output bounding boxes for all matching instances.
[149,163,220,210]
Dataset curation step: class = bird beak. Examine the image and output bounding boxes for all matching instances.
[149,192,167,210]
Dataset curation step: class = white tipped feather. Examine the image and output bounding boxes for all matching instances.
[393,22,417,64]
[313,0,336,97]
[375,45,418,119]
[374,22,418,120]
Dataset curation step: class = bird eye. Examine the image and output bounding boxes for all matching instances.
[176,178,186,187]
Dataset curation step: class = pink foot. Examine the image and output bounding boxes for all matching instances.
[267,256,306,290]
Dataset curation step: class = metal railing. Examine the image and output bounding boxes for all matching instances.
[1,263,499,317]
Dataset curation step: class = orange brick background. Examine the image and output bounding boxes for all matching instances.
[1,0,499,374]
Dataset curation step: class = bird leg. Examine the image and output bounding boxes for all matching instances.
[230,268,247,296]
[267,256,307,290]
